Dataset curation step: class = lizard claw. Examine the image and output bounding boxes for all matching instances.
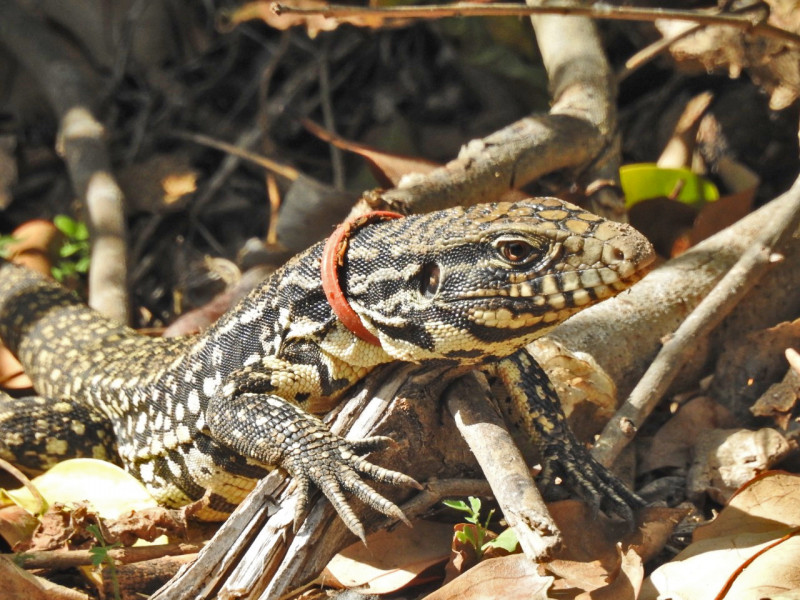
[539,437,644,521]
[282,432,418,541]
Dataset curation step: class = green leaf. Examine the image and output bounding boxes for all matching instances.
[75,255,91,273]
[89,546,108,567]
[74,221,89,241]
[461,525,479,550]
[483,527,519,553]
[53,215,79,238]
[59,242,83,258]
[443,499,471,514]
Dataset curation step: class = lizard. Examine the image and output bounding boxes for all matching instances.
[0,197,655,541]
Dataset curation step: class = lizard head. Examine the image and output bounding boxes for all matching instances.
[340,198,655,364]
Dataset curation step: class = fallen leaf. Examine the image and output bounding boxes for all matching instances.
[302,118,439,187]
[544,501,685,597]
[321,519,452,593]
[6,219,62,275]
[642,472,800,600]
[6,459,159,520]
[712,319,800,422]
[640,396,735,474]
[687,428,792,504]
[423,554,553,600]
[0,503,40,549]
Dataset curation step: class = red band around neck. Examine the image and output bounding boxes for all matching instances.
[321,211,404,346]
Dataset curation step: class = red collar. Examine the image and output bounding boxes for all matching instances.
[320,211,404,346]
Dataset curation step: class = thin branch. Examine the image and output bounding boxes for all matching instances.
[8,543,203,570]
[271,2,800,46]
[592,173,800,466]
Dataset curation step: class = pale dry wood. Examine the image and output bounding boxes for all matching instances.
[8,543,203,570]
[152,363,550,599]
[446,373,561,560]
[272,2,800,46]
[341,1,622,221]
[592,175,800,466]
[0,2,129,322]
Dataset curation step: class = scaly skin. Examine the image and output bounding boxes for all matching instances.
[0,198,654,540]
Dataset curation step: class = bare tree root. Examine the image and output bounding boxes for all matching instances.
[0,2,129,322]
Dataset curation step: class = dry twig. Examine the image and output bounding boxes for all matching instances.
[592,174,800,466]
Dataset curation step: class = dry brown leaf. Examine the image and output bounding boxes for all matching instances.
[752,364,800,429]
[657,1,800,110]
[321,519,452,593]
[423,554,553,600]
[712,320,800,421]
[642,471,800,600]
[301,118,440,187]
[628,506,692,564]
[640,396,735,474]
[0,504,40,550]
[543,501,683,596]
[688,428,793,504]
[442,522,484,583]
[116,153,198,214]
[579,546,644,600]
[6,219,62,275]
[224,0,410,39]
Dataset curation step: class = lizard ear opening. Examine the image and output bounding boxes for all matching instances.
[417,262,441,299]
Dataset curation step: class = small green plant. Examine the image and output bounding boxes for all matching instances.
[52,214,90,282]
[86,523,122,600]
[0,233,17,258]
[443,496,519,559]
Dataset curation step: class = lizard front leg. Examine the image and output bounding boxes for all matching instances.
[489,348,643,520]
[205,358,419,541]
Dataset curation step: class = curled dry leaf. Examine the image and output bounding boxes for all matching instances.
[544,500,686,597]
[642,471,800,600]
[752,366,800,429]
[687,428,793,505]
[301,118,440,187]
[640,395,735,474]
[657,2,800,110]
[712,319,800,422]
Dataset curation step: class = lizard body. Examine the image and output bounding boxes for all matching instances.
[0,198,654,539]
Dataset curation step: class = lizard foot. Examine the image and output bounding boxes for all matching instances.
[283,433,421,542]
[539,436,644,522]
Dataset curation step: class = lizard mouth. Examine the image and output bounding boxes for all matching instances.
[461,259,654,330]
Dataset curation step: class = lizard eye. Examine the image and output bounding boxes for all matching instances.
[418,262,441,299]
[494,238,538,264]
